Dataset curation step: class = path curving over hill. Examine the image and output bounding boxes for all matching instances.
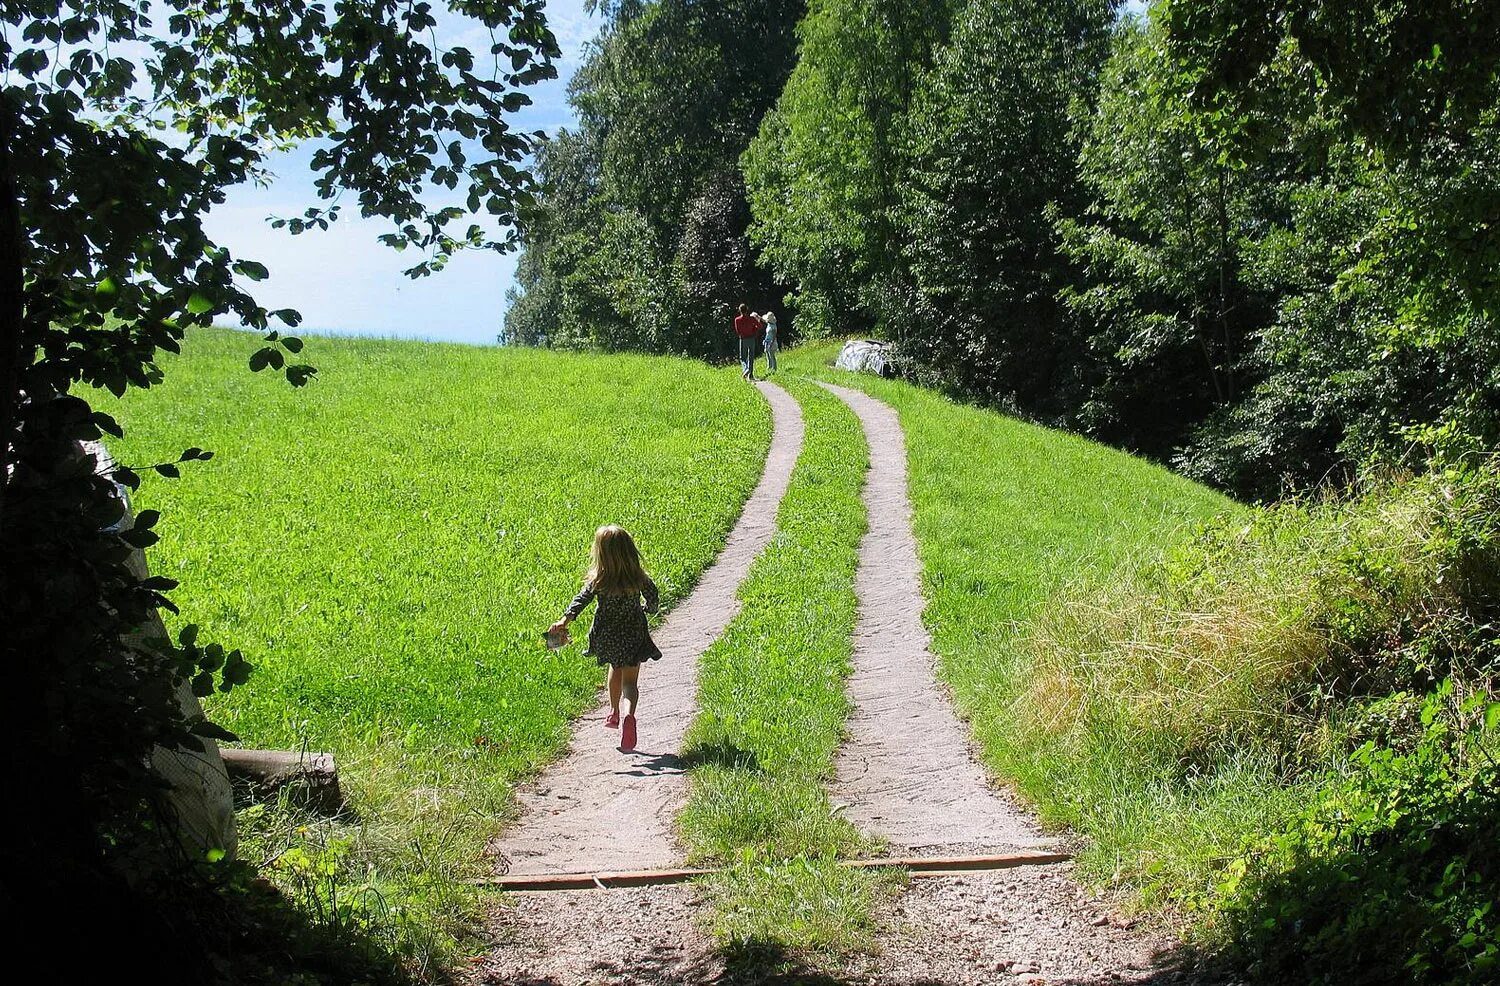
[474,381,803,986]
[491,381,805,877]
[815,381,1053,855]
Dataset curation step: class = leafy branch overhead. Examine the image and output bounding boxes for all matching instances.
[0,0,561,910]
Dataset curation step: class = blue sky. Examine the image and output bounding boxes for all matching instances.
[205,0,601,346]
[208,0,1151,346]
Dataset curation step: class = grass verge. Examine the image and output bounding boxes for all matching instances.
[108,328,771,974]
[785,341,1500,981]
[679,377,899,961]
[777,340,1237,883]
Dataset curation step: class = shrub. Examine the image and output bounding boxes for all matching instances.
[1221,683,1500,985]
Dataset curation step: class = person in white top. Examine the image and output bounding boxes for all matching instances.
[760,310,779,373]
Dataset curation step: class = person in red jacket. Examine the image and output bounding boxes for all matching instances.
[733,303,763,381]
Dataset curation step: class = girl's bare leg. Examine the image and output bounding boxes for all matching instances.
[607,665,623,716]
[620,664,641,717]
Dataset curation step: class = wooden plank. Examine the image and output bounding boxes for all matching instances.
[846,852,1073,873]
[474,851,1071,891]
[477,867,715,891]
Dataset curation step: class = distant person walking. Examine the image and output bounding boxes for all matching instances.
[761,309,779,373]
[548,525,662,753]
[733,303,762,381]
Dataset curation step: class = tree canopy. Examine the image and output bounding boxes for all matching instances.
[506,0,1499,501]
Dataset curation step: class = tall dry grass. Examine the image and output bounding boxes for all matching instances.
[998,461,1500,912]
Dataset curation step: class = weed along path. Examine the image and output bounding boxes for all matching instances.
[819,382,1204,986]
[474,381,804,983]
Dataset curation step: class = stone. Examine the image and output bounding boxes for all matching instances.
[833,339,899,378]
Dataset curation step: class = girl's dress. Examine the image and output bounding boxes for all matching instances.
[564,577,662,667]
[764,318,779,371]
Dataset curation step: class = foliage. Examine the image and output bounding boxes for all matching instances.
[1222,684,1500,985]
[1047,4,1500,498]
[895,0,1114,411]
[502,0,803,354]
[1,0,556,958]
[741,0,957,337]
[1056,14,1277,458]
[997,455,1500,971]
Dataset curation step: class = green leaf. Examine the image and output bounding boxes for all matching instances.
[91,411,123,438]
[190,720,238,743]
[134,509,161,530]
[186,292,215,315]
[120,527,159,549]
[96,276,119,297]
[233,260,270,281]
[179,624,199,647]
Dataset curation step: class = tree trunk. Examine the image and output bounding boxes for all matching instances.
[0,94,25,538]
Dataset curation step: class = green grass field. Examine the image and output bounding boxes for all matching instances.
[780,342,1243,906]
[106,330,1252,973]
[109,329,770,774]
[105,328,772,965]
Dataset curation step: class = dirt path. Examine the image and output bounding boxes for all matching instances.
[815,382,1051,856]
[472,381,803,984]
[818,382,1222,986]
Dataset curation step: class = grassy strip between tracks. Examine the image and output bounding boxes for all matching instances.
[679,376,899,963]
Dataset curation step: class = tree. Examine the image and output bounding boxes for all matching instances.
[1055,13,1274,459]
[742,0,958,336]
[894,0,1116,411]
[1,0,557,969]
[504,0,802,355]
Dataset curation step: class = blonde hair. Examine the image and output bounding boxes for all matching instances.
[587,524,649,595]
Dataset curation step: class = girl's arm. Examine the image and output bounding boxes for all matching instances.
[642,576,660,615]
[550,582,595,632]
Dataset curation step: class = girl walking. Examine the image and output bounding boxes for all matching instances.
[548,525,661,752]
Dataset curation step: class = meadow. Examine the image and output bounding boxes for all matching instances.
[778,343,1245,898]
[785,343,1500,980]
[106,327,771,962]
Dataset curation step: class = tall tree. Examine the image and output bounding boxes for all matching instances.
[1054,13,1273,458]
[894,0,1116,411]
[1,0,557,968]
[504,0,803,355]
[742,0,958,336]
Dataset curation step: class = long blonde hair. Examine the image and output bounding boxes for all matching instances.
[587,524,649,595]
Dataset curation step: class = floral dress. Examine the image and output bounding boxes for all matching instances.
[564,577,662,667]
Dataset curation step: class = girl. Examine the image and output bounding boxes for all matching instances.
[548,524,661,752]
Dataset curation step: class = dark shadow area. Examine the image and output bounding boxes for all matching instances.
[681,740,763,773]
[617,748,689,777]
[1,858,430,986]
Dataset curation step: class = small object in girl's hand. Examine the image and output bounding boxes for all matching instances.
[544,627,569,651]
